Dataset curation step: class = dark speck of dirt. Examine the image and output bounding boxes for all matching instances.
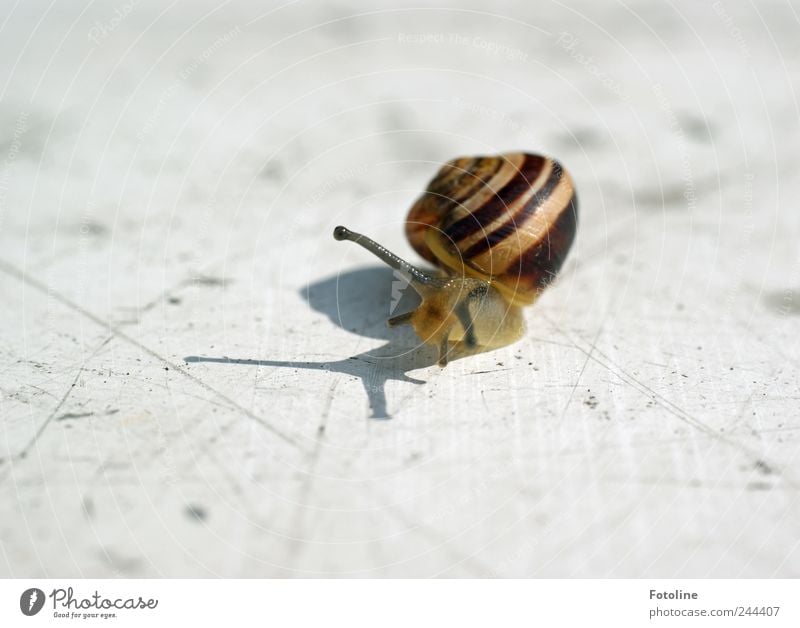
[260,161,285,181]
[191,275,231,288]
[559,127,603,149]
[754,459,774,475]
[678,114,713,142]
[635,184,687,208]
[406,451,423,463]
[57,412,93,421]
[167,296,182,305]
[81,221,108,236]
[584,395,598,409]
[185,504,207,522]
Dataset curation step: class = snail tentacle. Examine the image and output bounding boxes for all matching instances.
[333,225,444,288]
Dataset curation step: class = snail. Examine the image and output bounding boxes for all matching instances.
[334,152,577,366]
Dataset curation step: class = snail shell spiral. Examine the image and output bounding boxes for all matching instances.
[405,152,578,306]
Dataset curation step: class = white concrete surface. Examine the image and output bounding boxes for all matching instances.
[1,0,799,577]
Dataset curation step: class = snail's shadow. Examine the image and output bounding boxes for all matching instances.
[185,267,441,419]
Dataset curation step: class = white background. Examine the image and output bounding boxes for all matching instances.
[0,0,798,577]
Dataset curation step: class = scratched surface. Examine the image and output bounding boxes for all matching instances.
[1,0,799,577]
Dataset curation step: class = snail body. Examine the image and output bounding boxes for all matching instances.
[334,152,577,366]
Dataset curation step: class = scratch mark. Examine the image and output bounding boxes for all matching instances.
[282,381,339,564]
[3,365,85,472]
[56,411,93,421]
[544,314,798,488]
[469,368,513,375]
[0,259,302,451]
[560,318,606,421]
[188,274,230,288]
[480,390,490,413]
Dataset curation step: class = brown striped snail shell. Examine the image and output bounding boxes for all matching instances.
[334,152,578,367]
